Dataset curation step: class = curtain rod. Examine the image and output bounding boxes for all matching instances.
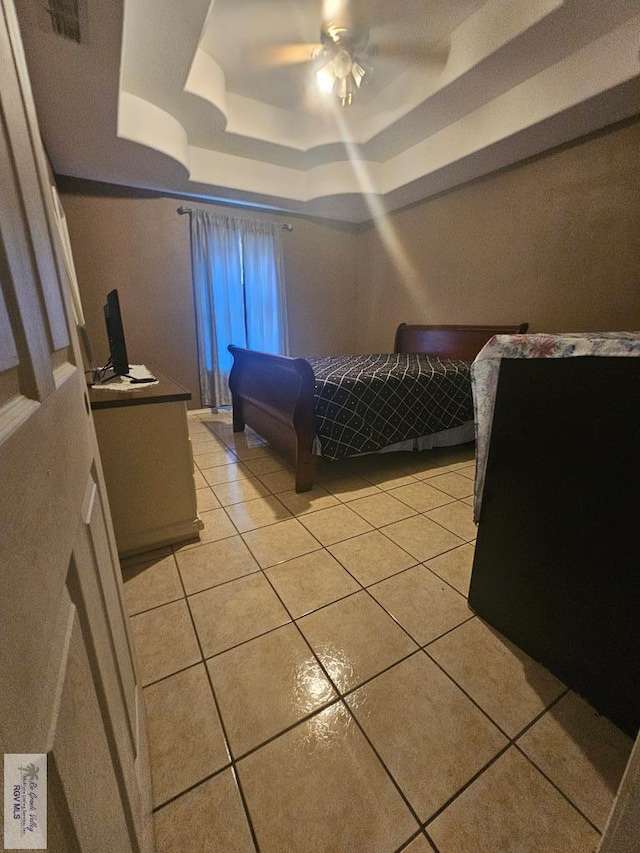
[177,205,293,231]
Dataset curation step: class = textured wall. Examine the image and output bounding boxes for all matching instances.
[280,215,359,358]
[58,183,359,407]
[58,118,640,405]
[59,187,201,403]
[355,119,640,351]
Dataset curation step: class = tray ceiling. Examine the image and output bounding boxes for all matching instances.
[15,0,640,223]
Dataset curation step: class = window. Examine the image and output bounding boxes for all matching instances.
[189,211,289,407]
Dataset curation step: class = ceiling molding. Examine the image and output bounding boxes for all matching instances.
[15,0,640,223]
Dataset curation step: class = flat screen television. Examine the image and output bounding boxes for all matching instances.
[97,289,130,382]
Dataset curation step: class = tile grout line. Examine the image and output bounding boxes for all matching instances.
[246,483,473,601]
[420,741,513,831]
[135,500,480,704]
[420,641,523,743]
[151,551,262,853]
[423,829,443,853]
[513,733,603,836]
[252,567,428,835]
[190,485,473,547]
[154,425,602,844]
[228,518,468,667]
[393,828,437,853]
[177,517,362,789]
[134,464,518,745]
[200,441,603,726]
[157,570,468,696]
[187,581,263,853]
[143,582,585,838]
[151,762,231,815]
[419,688,584,834]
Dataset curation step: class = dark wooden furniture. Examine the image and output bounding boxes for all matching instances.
[469,356,640,736]
[394,323,529,360]
[228,322,528,493]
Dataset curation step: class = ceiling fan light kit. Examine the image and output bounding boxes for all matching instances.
[315,47,369,106]
[312,0,371,106]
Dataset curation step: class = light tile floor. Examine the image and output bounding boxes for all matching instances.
[122,409,634,853]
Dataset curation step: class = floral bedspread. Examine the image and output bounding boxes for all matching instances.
[471,332,640,522]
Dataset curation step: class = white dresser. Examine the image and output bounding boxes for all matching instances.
[89,371,202,557]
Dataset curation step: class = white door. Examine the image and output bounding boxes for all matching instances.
[0,1,153,850]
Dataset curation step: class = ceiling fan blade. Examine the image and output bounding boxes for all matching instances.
[250,42,324,68]
[369,37,451,68]
[320,0,371,52]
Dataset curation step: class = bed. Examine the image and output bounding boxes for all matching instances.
[227,323,528,492]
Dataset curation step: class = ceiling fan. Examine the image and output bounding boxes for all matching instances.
[253,0,448,107]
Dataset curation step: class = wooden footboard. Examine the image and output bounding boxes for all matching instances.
[228,345,317,492]
[228,323,528,493]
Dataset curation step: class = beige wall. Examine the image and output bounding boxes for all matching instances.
[58,182,359,407]
[282,215,359,357]
[59,187,201,403]
[355,119,640,351]
[59,118,640,405]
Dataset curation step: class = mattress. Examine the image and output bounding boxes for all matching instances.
[307,353,473,460]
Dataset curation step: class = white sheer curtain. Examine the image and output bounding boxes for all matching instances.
[189,210,289,407]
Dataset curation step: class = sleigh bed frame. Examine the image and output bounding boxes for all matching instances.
[228,323,528,492]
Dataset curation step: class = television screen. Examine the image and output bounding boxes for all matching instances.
[103,289,130,376]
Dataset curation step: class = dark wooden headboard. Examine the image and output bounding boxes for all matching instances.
[394,323,529,361]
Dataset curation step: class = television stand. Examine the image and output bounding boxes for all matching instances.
[88,370,203,557]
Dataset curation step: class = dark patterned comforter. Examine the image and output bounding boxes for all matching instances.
[306,353,473,460]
